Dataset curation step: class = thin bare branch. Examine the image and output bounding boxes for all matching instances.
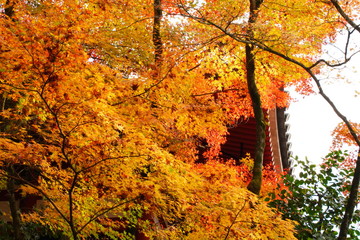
[330,0,360,33]
[111,34,226,106]
[224,200,247,240]
[192,88,240,97]
[78,195,142,234]
[0,171,71,225]
[79,154,143,174]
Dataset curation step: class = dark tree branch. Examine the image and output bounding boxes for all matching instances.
[224,200,247,240]
[192,88,240,97]
[79,154,143,174]
[77,196,142,234]
[6,168,23,240]
[111,35,226,106]
[338,148,360,239]
[330,0,360,33]
[0,171,71,226]
[153,0,163,74]
[324,2,360,238]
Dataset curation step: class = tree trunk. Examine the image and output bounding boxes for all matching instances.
[3,4,22,238]
[153,0,163,74]
[338,148,360,239]
[7,170,23,240]
[325,3,360,239]
[5,0,15,18]
[246,0,266,195]
[245,44,266,195]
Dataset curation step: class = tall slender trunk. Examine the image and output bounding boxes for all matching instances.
[153,0,163,76]
[3,3,23,239]
[69,173,79,240]
[7,170,23,240]
[326,2,360,239]
[338,148,360,239]
[151,1,166,236]
[246,0,265,195]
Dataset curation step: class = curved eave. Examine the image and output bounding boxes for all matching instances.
[268,108,283,174]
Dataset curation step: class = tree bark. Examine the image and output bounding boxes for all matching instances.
[338,149,360,239]
[246,0,266,195]
[153,0,163,74]
[330,0,360,33]
[5,0,15,18]
[7,169,23,240]
[4,3,22,239]
[321,2,360,239]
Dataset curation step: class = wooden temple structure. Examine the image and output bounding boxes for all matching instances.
[220,107,293,173]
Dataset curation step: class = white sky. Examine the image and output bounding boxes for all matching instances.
[287,42,360,164]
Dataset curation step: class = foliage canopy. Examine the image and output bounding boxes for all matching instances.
[1,0,359,239]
